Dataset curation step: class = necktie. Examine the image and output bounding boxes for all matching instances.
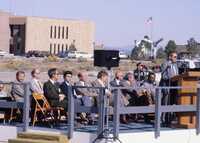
[173,64,178,75]
[37,81,42,90]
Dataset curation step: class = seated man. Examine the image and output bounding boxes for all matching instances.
[91,70,111,124]
[75,72,95,107]
[0,82,9,115]
[142,72,157,105]
[111,70,131,123]
[60,71,73,100]
[60,71,79,104]
[75,72,96,123]
[91,70,112,106]
[11,71,26,102]
[134,62,146,83]
[43,68,67,111]
[30,69,43,94]
[60,71,88,123]
[121,72,139,107]
[0,82,7,99]
[110,70,126,106]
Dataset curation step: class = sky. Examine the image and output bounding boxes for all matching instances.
[0,0,200,47]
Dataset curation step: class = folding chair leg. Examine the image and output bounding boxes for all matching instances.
[32,106,37,126]
[58,110,61,120]
[9,108,14,123]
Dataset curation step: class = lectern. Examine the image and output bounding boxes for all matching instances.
[172,71,200,128]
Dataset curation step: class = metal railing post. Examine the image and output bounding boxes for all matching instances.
[23,83,30,132]
[155,88,161,138]
[97,87,105,136]
[113,88,120,139]
[68,86,74,139]
[196,88,200,135]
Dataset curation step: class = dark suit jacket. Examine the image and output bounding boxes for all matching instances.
[60,82,70,98]
[43,80,60,105]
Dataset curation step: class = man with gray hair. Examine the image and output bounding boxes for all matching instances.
[30,69,43,94]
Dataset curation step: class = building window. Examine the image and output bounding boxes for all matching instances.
[50,26,53,38]
[17,43,20,50]
[58,26,61,39]
[54,43,56,54]
[62,26,65,39]
[65,44,68,52]
[50,43,52,54]
[62,44,64,53]
[54,26,57,38]
[58,44,60,54]
[66,27,68,39]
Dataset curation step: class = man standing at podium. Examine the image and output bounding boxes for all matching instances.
[160,51,179,125]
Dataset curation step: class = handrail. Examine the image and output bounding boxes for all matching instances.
[0,82,200,140]
[112,86,200,139]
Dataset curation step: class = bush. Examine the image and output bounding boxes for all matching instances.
[45,55,59,62]
[77,57,87,62]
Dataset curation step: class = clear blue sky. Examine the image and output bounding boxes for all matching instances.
[0,0,200,47]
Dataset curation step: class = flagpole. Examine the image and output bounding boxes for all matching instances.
[9,0,12,14]
[150,17,153,41]
[151,17,153,59]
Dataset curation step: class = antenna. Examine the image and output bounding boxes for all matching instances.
[12,0,16,15]
[9,0,12,14]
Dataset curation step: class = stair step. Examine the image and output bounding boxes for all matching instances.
[17,132,68,143]
[8,138,58,143]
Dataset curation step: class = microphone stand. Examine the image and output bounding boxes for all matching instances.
[92,66,122,143]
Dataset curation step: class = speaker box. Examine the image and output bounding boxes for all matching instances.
[94,50,119,68]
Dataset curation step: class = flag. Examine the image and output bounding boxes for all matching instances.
[146,17,153,24]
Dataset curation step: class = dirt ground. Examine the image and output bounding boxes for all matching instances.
[0,56,163,82]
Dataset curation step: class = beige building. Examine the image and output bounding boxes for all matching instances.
[0,11,10,53]
[0,11,95,55]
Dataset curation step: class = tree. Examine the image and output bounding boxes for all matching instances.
[131,45,140,60]
[69,40,77,52]
[187,37,198,55]
[165,40,177,56]
[156,47,166,59]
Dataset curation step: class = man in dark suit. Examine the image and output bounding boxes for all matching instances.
[60,71,73,99]
[134,62,146,83]
[43,68,67,111]
[60,70,83,106]
[60,71,88,123]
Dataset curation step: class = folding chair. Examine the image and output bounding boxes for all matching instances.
[32,93,64,126]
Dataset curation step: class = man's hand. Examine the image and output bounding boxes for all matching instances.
[59,94,65,101]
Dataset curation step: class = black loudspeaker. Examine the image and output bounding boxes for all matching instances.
[94,50,120,69]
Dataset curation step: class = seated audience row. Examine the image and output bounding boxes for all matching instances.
[0,67,157,124]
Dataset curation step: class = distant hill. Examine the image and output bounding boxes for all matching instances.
[105,45,133,55]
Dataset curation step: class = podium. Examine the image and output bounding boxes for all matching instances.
[172,71,200,128]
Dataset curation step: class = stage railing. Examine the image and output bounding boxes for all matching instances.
[67,86,106,138]
[0,82,200,140]
[112,86,200,139]
[0,82,30,132]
